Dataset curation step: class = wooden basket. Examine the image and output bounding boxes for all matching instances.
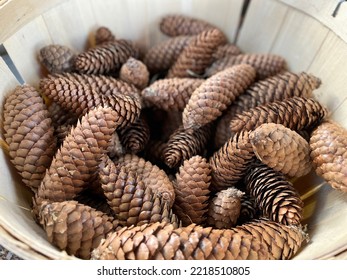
[0,0,346,260]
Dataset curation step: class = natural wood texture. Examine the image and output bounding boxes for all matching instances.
[237,0,289,53]
[0,0,66,43]
[280,0,347,43]
[3,16,52,84]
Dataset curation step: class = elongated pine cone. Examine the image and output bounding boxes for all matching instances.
[74,39,138,74]
[40,73,141,124]
[143,36,192,73]
[160,14,217,36]
[167,28,227,78]
[119,57,149,89]
[230,97,328,135]
[209,131,254,191]
[310,120,347,192]
[91,219,307,260]
[212,43,242,60]
[94,26,116,45]
[118,115,150,154]
[214,71,321,148]
[207,187,244,229]
[141,78,204,111]
[250,123,312,177]
[245,163,304,225]
[47,102,78,128]
[206,53,286,80]
[34,106,122,209]
[238,194,258,225]
[99,157,175,226]
[38,200,115,259]
[173,155,211,226]
[183,65,256,129]
[116,154,175,205]
[2,84,56,192]
[38,44,76,74]
[163,124,212,168]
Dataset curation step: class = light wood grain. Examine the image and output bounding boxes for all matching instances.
[3,16,52,85]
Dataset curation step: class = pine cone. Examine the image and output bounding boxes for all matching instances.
[116,154,175,205]
[34,106,122,210]
[214,72,321,148]
[206,187,244,229]
[119,57,149,89]
[209,131,255,191]
[2,84,56,192]
[38,200,116,259]
[212,43,242,60]
[244,163,304,225]
[94,26,116,45]
[173,155,211,226]
[163,124,212,168]
[107,132,125,159]
[38,44,76,74]
[40,73,141,125]
[238,194,258,225]
[143,36,192,73]
[230,97,328,135]
[91,219,307,260]
[310,120,347,192]
[206,53,286,80]
[167,28,227,78]
[183,64,256,129]
[249,123,312,177]
[55,124,73,147]
[141,78,204,111]
[118,114,150,154]
[99,157,175,226]
[47,102,78,128]
[160,14,217,36]
[74,39,138,74]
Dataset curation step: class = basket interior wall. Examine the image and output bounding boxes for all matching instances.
[0,0,346,260]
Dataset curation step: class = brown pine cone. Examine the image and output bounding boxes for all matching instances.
[94,26,116,45]
[173,155,211,226]
[47,102,78,128]
[99,157,175,226]
[206,53,286,80]
[160,14,217,37]
[40,73,141,125]
[118,114,150,154]
[141,78,204,111]
[2,84,56,192]
[106,132,125,159]
[167,28,227,78]
[249,123,312,177]
[206,187,244,229]
[34,106,122,210]
[209,131,255,191]
[230,97,328,135]
[244,163,304,225]
[163,124,212,169]
[54,124,73,147]
[214,72,321,148]
[38,44,76,74]
[310,120,347,192]
[212,43,242,60]
[143,36,192,73]
[38,200,116,259]
[91,219,307,260]
[116,154,175,205]
[238,194,258,225]
[182,64,256,129]
[74,39,138,74]
[119,57,149,89]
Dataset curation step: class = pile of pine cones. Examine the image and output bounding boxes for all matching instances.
[2,14,347,260]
